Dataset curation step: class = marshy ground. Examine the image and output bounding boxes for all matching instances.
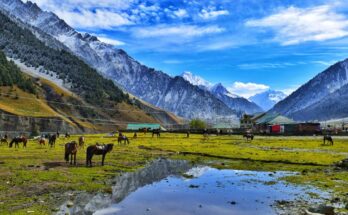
[0,133,347,214]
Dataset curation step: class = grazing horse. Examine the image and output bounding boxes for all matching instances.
[9,136,27,148]
[78,136,85,148]
[118,135,130,145]
[65,141,78,165]
[0,135,8,146]
[38,137,46,146]
[65,132,70,138]
[323,135,334,145]
[152,129,161,138]
[243,133,254,141]
[86,143,114,167]
[49,134,57,148]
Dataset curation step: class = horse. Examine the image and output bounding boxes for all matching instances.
[78,136,85,148]
[186,131,190,138]
[86,143,114,167]
[243,133,254,141]
[133,132,138,139]
[0,135,8,146]
[38,137,46,146]
[9,136,27,148]
[49,134,57,148]
[65,141,78,165]
[152,129,161,138]
[118,135,130,145]
[323,135,334,146]
[65,132,70,138]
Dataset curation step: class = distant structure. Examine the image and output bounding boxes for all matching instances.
[126,123,164,131]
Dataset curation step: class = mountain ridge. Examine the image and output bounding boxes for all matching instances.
[0,0,238,120]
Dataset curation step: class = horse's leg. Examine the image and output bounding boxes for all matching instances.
[70,154,73,165]
[74,153,76,165]
[102,154,105,166]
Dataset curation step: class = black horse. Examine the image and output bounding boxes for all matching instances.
[86,144,114,167]
[9,136,27,148]
[243,133,254,141]
[118,135,130,145]
[49,134,57,148]
[152,129,161,138]
[0,134,8,146]
[323,135,334,145]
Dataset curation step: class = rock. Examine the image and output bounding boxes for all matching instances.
[66,201,74,208]
[146,208,151,211]
[336,159,348,168]
[306,205,335,215]
[189,184,199,188]
[228,201,237,205]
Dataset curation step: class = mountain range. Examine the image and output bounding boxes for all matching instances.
[249,90,287,111]
[181,71,263,114]
[271,59,348,121]
[0,0,239,121]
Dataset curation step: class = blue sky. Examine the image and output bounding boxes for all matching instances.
[28,0,348,97]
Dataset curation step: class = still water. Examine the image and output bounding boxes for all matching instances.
[59,159,327,215]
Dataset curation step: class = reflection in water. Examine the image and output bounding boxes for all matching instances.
[58,159,327,215]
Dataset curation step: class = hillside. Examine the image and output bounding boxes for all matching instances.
[0,0,238,121]
[271,59,348,121]
[0,14,178,133]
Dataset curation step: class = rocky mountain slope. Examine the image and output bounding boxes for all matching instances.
[271,59,348,121]
[249,90,286,111]
[0,0,238,120]
[0,10,179,132]
[182,72,262,114]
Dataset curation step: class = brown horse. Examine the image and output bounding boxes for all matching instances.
[38,138,46,146]
[65,141,78,165]
[9,136,27,148]
[118,135,130,145]
[86,144,114,167]
[323,135,333,145]
[78,136,85,148]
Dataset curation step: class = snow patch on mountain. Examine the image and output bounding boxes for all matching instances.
[249,90,287,111]
[181,71,213,91]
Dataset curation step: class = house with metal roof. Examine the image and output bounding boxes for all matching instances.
[127,123,164,131]
[255,113,295,134]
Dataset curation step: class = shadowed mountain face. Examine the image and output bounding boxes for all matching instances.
[0,0,238,120]
[271,59,348,121]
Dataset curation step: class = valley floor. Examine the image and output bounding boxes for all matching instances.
[0,133,347,214]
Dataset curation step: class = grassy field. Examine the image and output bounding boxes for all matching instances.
[0,133,347,214]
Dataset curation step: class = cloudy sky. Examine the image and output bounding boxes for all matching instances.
[27,0,348,97]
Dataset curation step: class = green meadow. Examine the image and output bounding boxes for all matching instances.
[0,133,347,214]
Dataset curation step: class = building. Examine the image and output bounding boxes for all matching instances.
[240,113,266,129]
[126,123,163,131]
[254,113,296,134]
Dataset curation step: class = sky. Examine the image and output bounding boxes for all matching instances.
[26,0,348,98]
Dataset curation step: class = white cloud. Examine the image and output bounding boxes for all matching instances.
[133,25,225,38]
[199,9,229,20]
[228,82,270,98]
[98,37,125,46]
[55,9,133,29]
[173,9,188,18]
[246,5,348,45]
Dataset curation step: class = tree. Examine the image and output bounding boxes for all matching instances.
[189,119,207,129]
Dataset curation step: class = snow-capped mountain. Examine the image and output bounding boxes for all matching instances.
[249,90,287,111]
[181,72,263,114]
[210,83,263,114]
[181,71,213,91]
[271,58,348,120]
[0,0,238,120]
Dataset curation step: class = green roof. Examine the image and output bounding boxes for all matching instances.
[256,113,295,125]
[127,123,161,130]
[212,123,235,129]
[268,116,295,125]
